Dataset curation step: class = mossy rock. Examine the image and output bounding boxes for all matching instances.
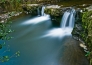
[45,8,62,16]
[90,59,92,65]
[72,10,92,65]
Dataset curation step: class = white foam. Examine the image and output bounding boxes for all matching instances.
[22,15,50,25]
[41,27,73,38]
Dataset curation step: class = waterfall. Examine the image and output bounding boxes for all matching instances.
[61,9,76,28]
[41,6,45,16]
[61,11,70,28]
[37,7,40,16]
[69,9,76,28]
[41,9,76,38]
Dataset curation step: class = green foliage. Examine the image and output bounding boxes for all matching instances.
[0,0,23,12]
[1,0,6,3]
[25,6,38,15]
[0,20,13,40]
[85,51,90,56]
[0,19,20,63]
[15,51,20,57]
[0,50,20,62]
[82,11,92,47]
[0,44,2,49]
[81,11,92,65]
[45,8,62,16]
[0,56,9,62]
[90,59,92,65]
[72,10,92,65]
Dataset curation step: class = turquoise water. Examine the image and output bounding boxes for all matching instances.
[0,15,89,65]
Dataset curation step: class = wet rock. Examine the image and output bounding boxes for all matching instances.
[90,59,92,65]
[72,35,79,40]
[86,5,92,11]
[0,6,3,14]
[22,4,40,15]
[27,4,39,6]
[45,8,62,16]
[46,5,61,9]
[0,11,23,22]
[72,10,92,65]
[75,24,82,31]
[80,43,87,50]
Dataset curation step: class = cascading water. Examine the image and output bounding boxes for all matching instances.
[61,11,71,28]
[69,9,76,28]
[37,7,40,16]
[22,15,50,25]
[3,8,89,65]
[59,9,76,35]
[42,9,76,38]
[41,6,45,16]
[61,9,76,28]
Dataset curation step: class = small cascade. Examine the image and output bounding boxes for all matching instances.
[41,6,45,16]
[37,7,40,16]
[61,11,70,28]
[69,9,76,28]
[61,9,76,28]
[41,8,76,38]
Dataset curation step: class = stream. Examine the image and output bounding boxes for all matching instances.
[0,9,89,65]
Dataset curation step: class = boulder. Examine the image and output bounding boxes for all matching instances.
[86,5,92,11]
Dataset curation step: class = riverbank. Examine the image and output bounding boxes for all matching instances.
[72,8,92,65]
[0,11,23,23]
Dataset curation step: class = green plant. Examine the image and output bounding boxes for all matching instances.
[82,11,92,65]
[0,19,20,62]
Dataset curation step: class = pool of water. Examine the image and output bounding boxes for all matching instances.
[0,15,89,65]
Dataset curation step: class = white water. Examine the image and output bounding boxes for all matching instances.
[21,9,76,39]
[41,28,72,39]
[22,15,50,25]
[69,9,76,28]
[61,11,70,28]
[58,9,76,35]
[41,6,45,16]
[61,9,76,28]
[1,8,89,65]
[37,7,40,16]
[43,9,76,38]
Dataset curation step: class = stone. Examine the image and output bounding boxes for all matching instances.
[86,5,92,11]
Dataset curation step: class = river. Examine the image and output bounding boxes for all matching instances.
[0,13,89,65]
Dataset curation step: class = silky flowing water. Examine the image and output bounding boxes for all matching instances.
[0,10,89,65]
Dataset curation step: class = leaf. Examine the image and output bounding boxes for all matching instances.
[17,51,20,53]
[4,56,9,58]
[0,44,2,49]
[16,52,18,54]
[17,54,20,56]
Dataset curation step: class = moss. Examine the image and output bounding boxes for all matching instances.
[73,11,92,65]
[82,11,92,65]
[72,10,92,65]
[45,8,62,16]
[82,11,92,46]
